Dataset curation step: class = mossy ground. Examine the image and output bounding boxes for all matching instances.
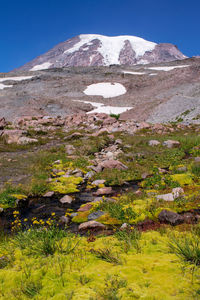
[0,125,200,298]
[0,229,200,299]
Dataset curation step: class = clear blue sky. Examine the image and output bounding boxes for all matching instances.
[1,0,200,72]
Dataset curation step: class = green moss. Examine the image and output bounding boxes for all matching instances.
[0,230,198,299]
[170,173,193,186]
[72,211,90,223]
[50,176,83,194]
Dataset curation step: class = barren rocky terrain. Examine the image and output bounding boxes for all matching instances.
[1,57,200,124]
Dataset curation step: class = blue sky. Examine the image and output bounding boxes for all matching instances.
[1,0,200,72]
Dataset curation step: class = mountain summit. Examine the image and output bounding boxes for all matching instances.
[18,34,187,71]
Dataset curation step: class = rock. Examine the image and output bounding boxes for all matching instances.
[156,193,174,202]
[92,179,105,186]
[84,171,95,179]
[172,187,184,198]
[163,140,180,148]
[148,140,160,146]
[66,132,83,140]
[115,139,123,145]
[78,221,106,231]
[177,166,187,172]
[70,212,78,218]
[59,216,70,225]
[0,118,7,130]
[78,203,93,212]
[18,137,38,144]
[94,187,114,196]
[105,151,114,159]
[120,223,129,230]
[182,213,196,224]
[65,144,76,155]
[99,159,128,170]
[54,160,61,164]
[88,211,105,220]
[158,209,184,225]
[59,195,74,204]
[43,191,55,197]
[2,130,25,144]
[194,157,200,163]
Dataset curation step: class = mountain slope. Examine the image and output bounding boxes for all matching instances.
[17,34,187,71]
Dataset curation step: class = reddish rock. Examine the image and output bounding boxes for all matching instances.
[78,221,106,231]
[94,187,114,196]
[78,203,93,212]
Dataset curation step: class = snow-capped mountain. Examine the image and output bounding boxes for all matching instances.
[17,34,187,71]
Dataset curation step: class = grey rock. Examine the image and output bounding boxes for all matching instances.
[60,216,70,225]
[158,209,184,225]
[88,211,105,220]
[163,140,180,148]
[148,140,160,146]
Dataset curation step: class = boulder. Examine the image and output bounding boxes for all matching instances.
[65,144,76,155]
[172,187,184,198]
[78,221,106,231]
[78,203,93,212]
[92,179,105,186]
[148,140,160,146]
[0,118,7,130]
[94,187,114,196]
[99,159,128,170]
[17,137,38,144]
[43,191,55,198]
[88,211,105,220]
[59,195,74,204]
[59,216,70,225]
[156,193,174,202]
[163,140,180,148]
[158,209,184,225]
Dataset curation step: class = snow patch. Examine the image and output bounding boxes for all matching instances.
[30,62,52,71]
[0,76,34,82]
[123,70,146,75]
[147,65,190,71]
[65,34,157,65]
[75,100,132,115]
[0,83,13,90]
[84,82,126,98]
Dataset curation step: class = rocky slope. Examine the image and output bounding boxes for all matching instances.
[1,57,200,123]
[17,34,187,71]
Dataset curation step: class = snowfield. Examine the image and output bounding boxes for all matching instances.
[147,65,190,71]
[30,62,52,71]
[65,34,157,65]
[0,83,13,90]
[123,70,146,75]
[75,100,132,114]
[0,76,34,82]
[84,82,127,98]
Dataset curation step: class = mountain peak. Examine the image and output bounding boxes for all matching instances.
[17,34,187,71]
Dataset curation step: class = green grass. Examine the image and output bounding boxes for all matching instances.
[169,234,200,266]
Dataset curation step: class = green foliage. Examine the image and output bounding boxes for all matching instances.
[90,248,123,265]
[13,227,70,256]
[0,184,24,207]
[96,200,137,223]
[21,280,42,298]
[115,228,142,253]
[110,113,120,120]
[169,234,200,266]
[142,167,179,190]
[93,274,127,300]
[191,163,200,177]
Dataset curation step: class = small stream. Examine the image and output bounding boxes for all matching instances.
[0,181,139,232]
